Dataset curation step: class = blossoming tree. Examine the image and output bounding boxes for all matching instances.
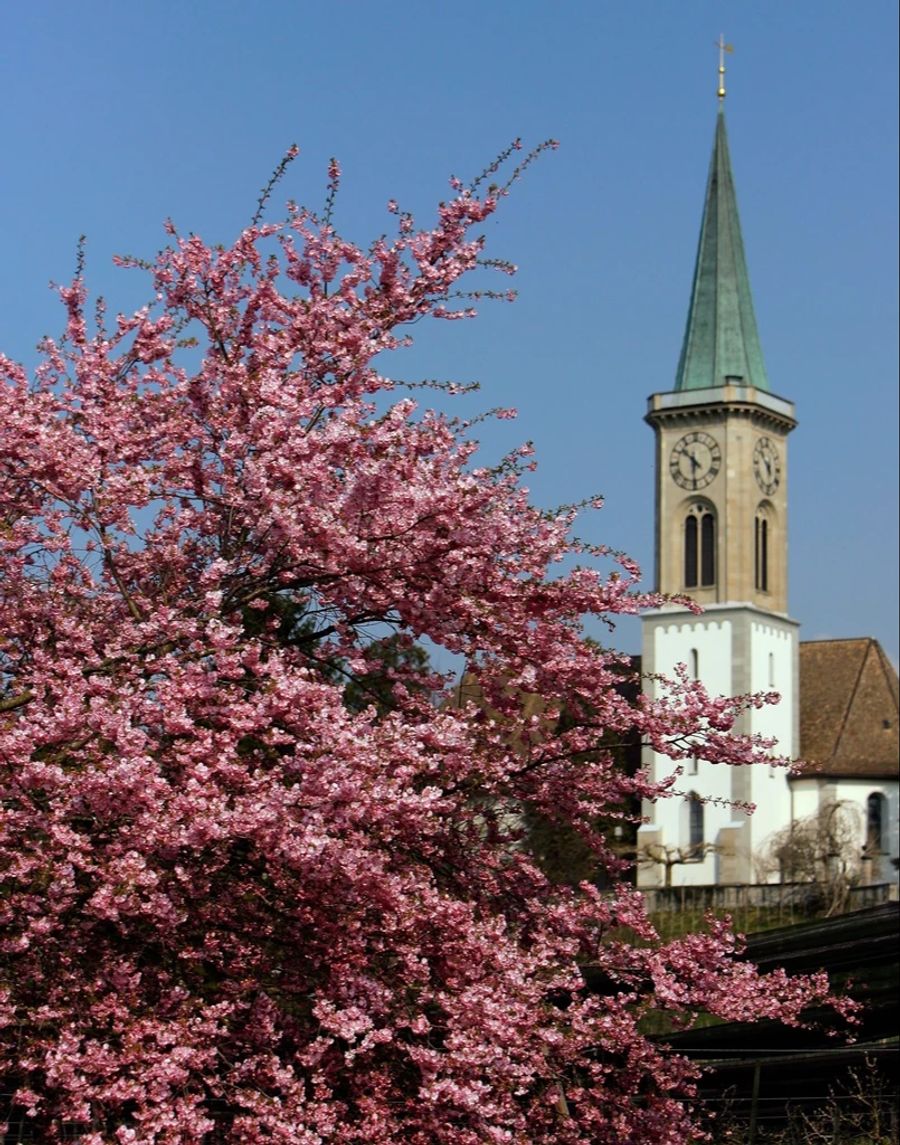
[0,144,849,1143]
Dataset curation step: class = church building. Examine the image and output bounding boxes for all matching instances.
[636,55,899,888]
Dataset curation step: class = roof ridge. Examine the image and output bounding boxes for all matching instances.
[871,640,900,710]
[801,636,871,647]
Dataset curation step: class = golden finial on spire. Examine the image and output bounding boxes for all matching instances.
[716,33,734,100]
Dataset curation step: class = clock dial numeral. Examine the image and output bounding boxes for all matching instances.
[670,431,721,490]
[753,436,781,495]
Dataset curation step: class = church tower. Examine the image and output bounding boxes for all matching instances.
[637,48,799,887]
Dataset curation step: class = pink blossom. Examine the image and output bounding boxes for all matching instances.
[0,143,850,1143]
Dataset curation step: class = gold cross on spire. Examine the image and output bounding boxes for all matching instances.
[716,34,734,100]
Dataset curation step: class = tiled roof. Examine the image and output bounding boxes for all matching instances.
[798,638,899,780]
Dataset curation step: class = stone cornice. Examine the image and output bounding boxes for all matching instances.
[645,383,797,435]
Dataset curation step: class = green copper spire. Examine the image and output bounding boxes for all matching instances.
[674,104,771,392]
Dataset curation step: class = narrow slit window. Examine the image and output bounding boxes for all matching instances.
[755,513,769,591]
[700,512,715,586]
[685,514,698,587]
[760,519,769,590]
[688,794,704,854]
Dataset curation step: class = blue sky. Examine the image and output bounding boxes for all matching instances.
[2,2,897,668]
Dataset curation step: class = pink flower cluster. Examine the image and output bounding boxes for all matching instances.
[0,145,849,1143]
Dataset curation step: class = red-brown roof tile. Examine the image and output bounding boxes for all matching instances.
[799,638,899,779]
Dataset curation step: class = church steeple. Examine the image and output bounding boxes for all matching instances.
[639,47,801,892]
[645,50,796,612]
[674,104,770,392]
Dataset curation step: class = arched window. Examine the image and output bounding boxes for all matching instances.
[690,648,699,680]
[684,505,716,588]
[688,793,704,855]
[755,510,769,592]
[867,793,886,852]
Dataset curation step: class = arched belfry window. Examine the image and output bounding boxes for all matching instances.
[867,793,886,852]
[684,504,716,588]
[755,506,770,592]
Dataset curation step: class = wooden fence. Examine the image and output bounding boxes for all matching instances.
[640,879,894,916]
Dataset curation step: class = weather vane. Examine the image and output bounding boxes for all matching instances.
[716,34,734,100]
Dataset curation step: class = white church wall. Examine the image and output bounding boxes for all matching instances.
[639,609,810,886]
[638,615,738,886]
[829,778,900,883]
[746,620,797,878]
[758,777,900,887]
[789,777,829,821]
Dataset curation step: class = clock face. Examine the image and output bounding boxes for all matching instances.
[753,436,781,495]
[670,431,722,490]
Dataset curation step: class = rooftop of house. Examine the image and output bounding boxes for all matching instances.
[798,637,899,780]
